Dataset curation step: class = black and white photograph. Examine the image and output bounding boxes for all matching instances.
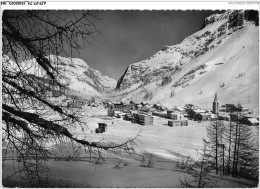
[2,1,259,188]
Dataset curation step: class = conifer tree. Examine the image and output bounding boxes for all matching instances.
[2,10,136,186]
[222,119,235,175]
[235,123,258,178]
[204,120,225,175]
[179,144,220,188]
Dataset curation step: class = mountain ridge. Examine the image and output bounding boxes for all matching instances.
[49,55,117,97]
[113,10,259,115]
[3,54,117,98]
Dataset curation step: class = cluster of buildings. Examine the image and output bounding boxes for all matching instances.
[106,102,154,125]
[60,98,86,109]
[182,94,219,121]
[152,107,189,126]
[210,93,258,126]
[105,93,259,127]
[91,93,258,135]
[106,101,188,126]
[185,105,216,121]
[63,97,103,109]
[176,93,258,126]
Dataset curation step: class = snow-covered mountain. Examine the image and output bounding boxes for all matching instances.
[4,55,117,98]
[49,55,116,97]
[115,10,259,114]
[116,11,231,90]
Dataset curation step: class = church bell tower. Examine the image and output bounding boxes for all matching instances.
[212,93,219,116]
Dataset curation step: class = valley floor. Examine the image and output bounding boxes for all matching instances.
[2,106,258,187]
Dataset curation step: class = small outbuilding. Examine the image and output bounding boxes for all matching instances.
[168,120,188,127]
[96,123,107,133]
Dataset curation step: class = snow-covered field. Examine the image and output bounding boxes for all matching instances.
[4,159,257,187]
[65,106,207,159]
[3,106,258,187]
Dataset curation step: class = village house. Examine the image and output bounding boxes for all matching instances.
[184,104,198,116]
[167,110,184,120]
[194,112,214,121]
[128,101,137,109]
[184,104,196,109]
[139,107,150,113]
[230,112,243,122]
[148,107,157,113]
[115,111,127,118]
[240,107,254,115]
[229,112,259,126]
[153,110,168,118]
[140,102,150,107]
[107,102,133,117]
[240,116,259,126]
[132,112,154,125]
[123,113,133,121]
[137,102,152,113]
[172,106,186,114]
[143,104,151,109]
[152,104,164,111]
[167,109,174,114]
[188,109,206,118]
[218,112,231,121]
[219,104,241,113]
[135,104,143,110]
[168,113,178,120]
[109,102,133,111]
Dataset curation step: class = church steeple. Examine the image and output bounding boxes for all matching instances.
[212,93,219,116]
[214,93,218,102]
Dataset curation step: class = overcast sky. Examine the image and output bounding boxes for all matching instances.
[70,10,224,80]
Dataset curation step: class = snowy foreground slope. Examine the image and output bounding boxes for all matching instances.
[115,11,259,114]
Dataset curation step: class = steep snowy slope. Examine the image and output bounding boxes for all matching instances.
[49,55,116,97]
[115,10,259,114]
[116,11,231,90]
